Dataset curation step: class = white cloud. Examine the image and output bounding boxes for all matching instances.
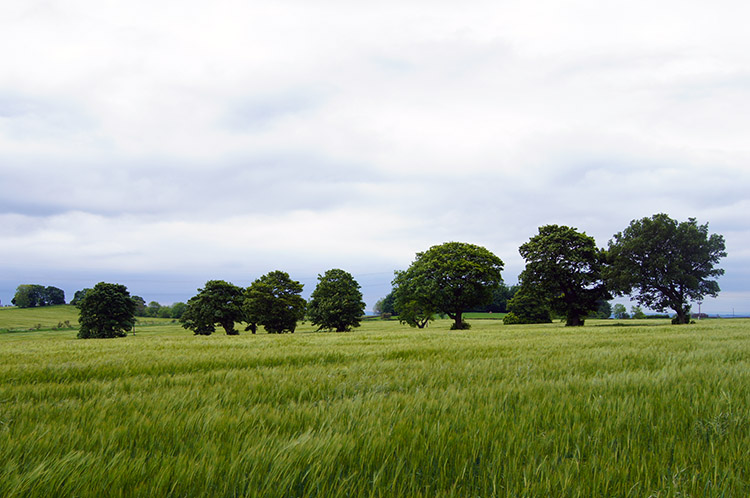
[1,0,749,310]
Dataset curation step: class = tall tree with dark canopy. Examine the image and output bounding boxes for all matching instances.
[606,214,726,325]
[77,282,136,339]
[395,241,504,330]
[519,225,609,326]
[180,280,244,335]
[244,271,306,334]
[307,269,365,332]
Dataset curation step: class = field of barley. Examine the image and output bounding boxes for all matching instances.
[1,308,749,497]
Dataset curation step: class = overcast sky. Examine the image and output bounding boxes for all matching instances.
[1,0,749,314]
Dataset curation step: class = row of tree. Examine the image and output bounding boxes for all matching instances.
[11,285,66,308]
[73,213,725,338]
[71,288,188,318]
[179,269,365,335]
[72,269,367,338]
[384,214,725,328]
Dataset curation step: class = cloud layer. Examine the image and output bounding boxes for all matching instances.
[2,0,749,312]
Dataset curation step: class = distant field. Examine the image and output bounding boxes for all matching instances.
[0,305,80,331]
[1,316,749,497]
[0,305,175,332]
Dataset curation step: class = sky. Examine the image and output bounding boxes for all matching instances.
[1,0,749,315]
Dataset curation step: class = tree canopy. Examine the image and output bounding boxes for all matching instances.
[12,285,66,307]
[244,271,306,334]
[180,280,244,335]
[77,282,136,339]
[307,269,365,332]
[502,285,552,325]
[606,213,726,324]
[392,270,438,328]
[519,225,610,326]
[394,241,504,330]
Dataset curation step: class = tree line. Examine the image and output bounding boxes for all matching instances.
[11,285,66,308]
[72,213,725,338]
[73,269,366,338]
[384,213,725,328]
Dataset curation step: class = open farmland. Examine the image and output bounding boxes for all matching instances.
[1,315,749,497]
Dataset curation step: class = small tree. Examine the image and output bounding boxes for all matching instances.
[606,214,726,325]
[519,225,610,326]
[394,242,504,330]
[589,299,613,319]
[502,286,552,325]
[307,269,365,332]
[170,302,187,319]
[42,286,66,305]
[391,270,438,328]
[180,280,244,335]
[612,304,629,319]
[631,305,646,319]
[77,282,136,339]
[71,289,92,306]
[12,285,44,308]
[244,271,306,334]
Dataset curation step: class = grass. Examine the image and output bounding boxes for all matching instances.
[0,305,79,331]
[1,314,749,497]
[0,305,176,333]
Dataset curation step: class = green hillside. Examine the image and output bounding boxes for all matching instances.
[0,305,80,331]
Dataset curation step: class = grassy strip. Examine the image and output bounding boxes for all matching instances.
[1,319,749,496]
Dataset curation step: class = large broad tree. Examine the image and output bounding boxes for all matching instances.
[394,241,504,330]
[180,280,244,335]
[77,282,136,339]
[605,213,726,325]
[519,225,610,327]
[244,271,307,334]
[307,269,365,332]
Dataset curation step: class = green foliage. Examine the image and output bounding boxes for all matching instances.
[130,295,146,315]
[589,299,612,319]
[373,291,396,316]
[519,225,610,327]
[170,302,187,319]
[307,269,365,332]
[606,213,726,325]
[394,241,504,330]
[613,303,629,319]
[503,286,552,324]
[77,282,136,339]
[70,289,91,306]
[180,280,244,335]
[470,284,519,313]
[392,270,438,329]
[244,271,307,334]
[11,285,40,308]
[631,305,647,319]
[11,284,65,307]
[2,319,750,497]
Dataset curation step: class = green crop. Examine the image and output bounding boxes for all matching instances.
[1,318,748,497]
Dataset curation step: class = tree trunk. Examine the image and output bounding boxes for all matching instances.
[672,305,691,324]
[565,312,585,327]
